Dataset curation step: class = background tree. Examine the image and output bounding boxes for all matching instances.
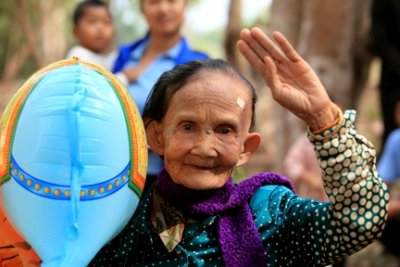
[225,0,242,68]
[1,0,70,82]
[246,0,375,173]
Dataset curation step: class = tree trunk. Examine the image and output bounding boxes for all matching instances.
[225,0,242,69]
[15,0,43,68]
[1,44,30,82]
[261,0,373,173]
[268,0,303,45]
[38,0,67,64]
[1,0,67,82]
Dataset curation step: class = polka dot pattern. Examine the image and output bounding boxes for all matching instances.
[89,110,389,267]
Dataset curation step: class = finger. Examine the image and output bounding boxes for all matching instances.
[237,40,266,72]
[263,56,282,93]
[240,28,271,63]
[239,28,251,39]
[272,31,302,62]
[237,39,281,88]
[250,27,287,64]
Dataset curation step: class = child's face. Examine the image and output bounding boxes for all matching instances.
[73,6,114,53]
[149,71,260,190]
[141,0,186,37]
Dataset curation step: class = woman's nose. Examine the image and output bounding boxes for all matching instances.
[190,130,218,157]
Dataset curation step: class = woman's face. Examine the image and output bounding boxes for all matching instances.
[141,0,186,37]
[151,71,259,190]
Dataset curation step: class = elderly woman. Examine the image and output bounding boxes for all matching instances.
[90,28,388,267]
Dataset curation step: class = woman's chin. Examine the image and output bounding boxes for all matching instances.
[177,175,228,190]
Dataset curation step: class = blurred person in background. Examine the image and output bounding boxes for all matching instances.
[378,97,400,186]
[66,0,117,70]
[283,128,328,201]
[377,97,400,260]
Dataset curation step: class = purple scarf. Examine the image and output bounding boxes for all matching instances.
[157,169,295,267]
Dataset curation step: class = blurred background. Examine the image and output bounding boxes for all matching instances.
[0,0,382,173]
[0,0,396,266]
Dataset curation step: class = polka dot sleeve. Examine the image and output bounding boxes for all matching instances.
[307,109,389,263]
[253,110,389,266]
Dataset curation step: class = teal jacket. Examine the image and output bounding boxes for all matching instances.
[90,111,389,267]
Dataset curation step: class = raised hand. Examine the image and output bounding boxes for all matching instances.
[237,27,339,131]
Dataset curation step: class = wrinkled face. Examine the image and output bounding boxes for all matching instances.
[154,71,259,190]
[141,0,186,37]
[74,6,114,53]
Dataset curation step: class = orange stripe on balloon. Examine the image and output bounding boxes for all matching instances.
[1,58,82,183]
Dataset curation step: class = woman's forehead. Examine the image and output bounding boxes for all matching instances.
[174,73,251,104]
[164,77,252,122]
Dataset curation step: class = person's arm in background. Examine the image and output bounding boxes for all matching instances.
[378,129,400,188]
[378,132,400,219]
[115,65,148,87]
[283,134,327,201]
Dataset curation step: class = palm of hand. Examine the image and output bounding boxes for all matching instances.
[272,57,330,121]
[237,28,335,127]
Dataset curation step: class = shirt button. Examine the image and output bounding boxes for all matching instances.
[176,249,182,254]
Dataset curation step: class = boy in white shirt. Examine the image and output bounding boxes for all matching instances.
[66,0,117,70]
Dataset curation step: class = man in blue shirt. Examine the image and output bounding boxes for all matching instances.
[113,0,208,182]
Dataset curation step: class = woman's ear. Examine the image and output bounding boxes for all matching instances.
[236,132,261,167]
[145,120,164,156]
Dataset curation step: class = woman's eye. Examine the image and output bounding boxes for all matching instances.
[218,126,233,134]
[221,128,231,134]
[182,123,193,131]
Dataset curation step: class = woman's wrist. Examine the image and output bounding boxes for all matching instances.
[306,103,341,134]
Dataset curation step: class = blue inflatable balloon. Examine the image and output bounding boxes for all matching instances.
[0,58,148,266]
